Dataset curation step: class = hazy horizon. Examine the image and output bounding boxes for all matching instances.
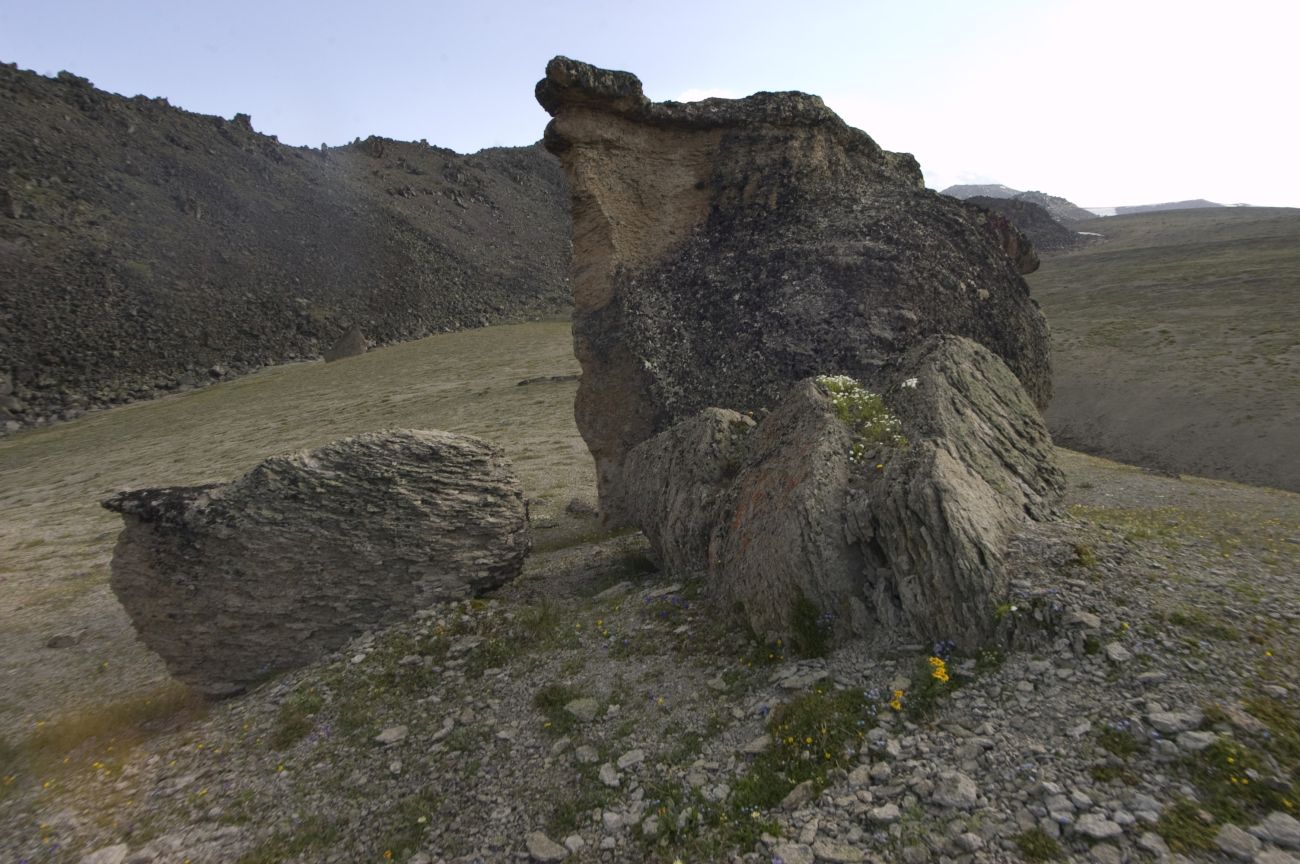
[3,0,1298,208]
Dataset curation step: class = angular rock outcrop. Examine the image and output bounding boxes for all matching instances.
[103,430,529,695]
[537,56,1051,521]
[624,336,1063,647]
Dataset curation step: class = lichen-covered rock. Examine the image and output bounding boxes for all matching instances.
[103,430,529,695]
[622,408,754,576]
[536,56,1050,521]
[846,336,1064,644]
[623,336,1062,647]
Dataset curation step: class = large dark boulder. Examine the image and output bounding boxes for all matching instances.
[103,430,529,696]
[536,56,1051,522]
[624,336,1063,648]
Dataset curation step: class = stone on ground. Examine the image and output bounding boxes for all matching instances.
[103,429,529,695]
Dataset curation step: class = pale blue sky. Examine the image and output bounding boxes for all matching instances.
[3,0,1297,206]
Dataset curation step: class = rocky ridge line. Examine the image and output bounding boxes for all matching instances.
[0,63,572,435]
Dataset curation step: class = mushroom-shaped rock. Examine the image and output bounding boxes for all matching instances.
[536,56,1051,522]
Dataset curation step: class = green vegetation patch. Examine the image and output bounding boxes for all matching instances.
[1156,798,1219,854]
[1157,695,1299,852]
[735,685,871,811]
[816,374,907,465]
[789,593,833,658]
[900,655,956,723]
[548,765,617,835]
[532,682,586,737]
[236,815,341,864]
[269,686,325,750]
[639,779,779,863]
[376,790,442,860]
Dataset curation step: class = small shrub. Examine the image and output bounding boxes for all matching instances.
[974,647,1005,673]
[1155,798,1218,854]
[641,779,779,862]
[1090,763,1138,785]
[269,687,325,750]
[533,682,584,736]
[548,767,615,834]
[1014,827,1063,861]
[789,594,832,658]
[237,816,340,864]
[1186,736,1296,822]
[1096,725,1143,759]
[903,655,954,722]
[733,685,871,811]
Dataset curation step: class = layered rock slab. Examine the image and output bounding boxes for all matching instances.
[103,430,529,695]
[624,336,1063,646]
[537,56,1052,521]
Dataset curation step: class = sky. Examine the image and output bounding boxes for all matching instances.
[2,0,1298,207]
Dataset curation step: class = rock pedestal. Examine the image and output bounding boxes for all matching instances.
[536,56,1052,523]
[103,429,529,695]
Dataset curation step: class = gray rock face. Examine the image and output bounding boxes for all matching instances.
[322,323,367,362]
[623,336,1062,647]
[103,430,529,695]
[536,56,1051,521]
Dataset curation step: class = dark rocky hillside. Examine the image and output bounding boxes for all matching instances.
[943,184,1096,225]
[0,64,571,432]
[966,196,1087,251]
[1011,190,1097,224]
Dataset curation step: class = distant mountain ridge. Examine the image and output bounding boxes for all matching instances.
[965,196,1087,252]
[0,63,572,432]
[941,183,1020,200]
[941,184,1095,225]
[1115,199,1225,214]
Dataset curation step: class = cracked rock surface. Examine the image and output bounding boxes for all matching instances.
[103,430,529,695]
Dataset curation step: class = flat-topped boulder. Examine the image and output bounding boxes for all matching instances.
[536,56,1051,522]
[103,429,529,695]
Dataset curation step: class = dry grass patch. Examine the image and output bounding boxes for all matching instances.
[24,681,207,769]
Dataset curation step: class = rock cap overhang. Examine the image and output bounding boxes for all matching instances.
[537,56,905,172]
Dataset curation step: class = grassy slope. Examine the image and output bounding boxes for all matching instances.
[1028,207,1300,492]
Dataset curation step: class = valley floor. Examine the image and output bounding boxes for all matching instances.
[1,322,1297,863]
